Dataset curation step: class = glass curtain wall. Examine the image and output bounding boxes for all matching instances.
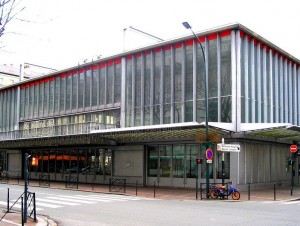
[240,31,300,124]
[28,148,112,179]
[125,31,232,127]
[0,58,121,137]
[0,88,18,132]
[148,144,218,179]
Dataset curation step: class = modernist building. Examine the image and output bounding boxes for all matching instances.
[0,23,299,189]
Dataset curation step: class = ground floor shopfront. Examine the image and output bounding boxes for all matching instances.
[0,137,298,190]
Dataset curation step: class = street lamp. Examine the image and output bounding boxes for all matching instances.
[182,22,210,198]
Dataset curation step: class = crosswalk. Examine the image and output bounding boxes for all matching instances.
[0,194,143,211]
[262,200,300,206]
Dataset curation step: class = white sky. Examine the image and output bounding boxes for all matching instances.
[0,0,299,70]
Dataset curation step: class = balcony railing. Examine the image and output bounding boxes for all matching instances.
[0,122,117,141]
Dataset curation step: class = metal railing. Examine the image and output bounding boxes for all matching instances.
[39,174,50,187]
[109,178,126,193]
[65,175,78,189]
[0,122,118,141]
[0,189,36,223]
[0,171,9,183]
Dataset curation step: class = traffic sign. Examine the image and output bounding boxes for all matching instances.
[206,149,214,160]
[217,143,240,152]
[290,144,298,153]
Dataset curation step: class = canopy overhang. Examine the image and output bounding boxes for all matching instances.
[240,123,300,143]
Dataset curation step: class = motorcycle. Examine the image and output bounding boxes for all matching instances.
[209,182,240,200]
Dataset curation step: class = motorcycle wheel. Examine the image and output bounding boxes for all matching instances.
[232,191,240,200]
[210,190,219,199]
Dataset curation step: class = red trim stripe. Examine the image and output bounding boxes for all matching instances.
[253,39,258,45]
[195,36,205,43]
[66,72,72,77]
[154,47,161,53]
[144,50,151,55]
[60,73,66,78]
[49,76,54,81]
[34,81,39,85]
[25,83,29,88]
[92,65,99,70]
[126,55,132,60]
[29,82,34,86]
[174,42,182,48]
[135,53,142,58]
[265,46,269,52]
[39,79,44,84]
[259,42,264,49]
[73,70,78,75]
[246,35,251,41]
[221,30,231,37]
[115,58,121,64]
[164,45,171,51]
[79,69,85,73]
[99,62,106,68]
[271,49,276,55]
[21,85,25,89]
[240,31,245,38]
[107,60,113,66]
[44,78,49,83]
[208,33,217,40]
[185,39,193,46]
[86,66,91,71]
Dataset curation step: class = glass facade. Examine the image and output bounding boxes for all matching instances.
[148,144,220,179]
[240,31,300,124]
[28,148,112,178]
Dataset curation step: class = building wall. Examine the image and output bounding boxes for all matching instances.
[236,141,292,190]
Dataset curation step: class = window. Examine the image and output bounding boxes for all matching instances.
[125,56,133,127]
[85,68,91,109]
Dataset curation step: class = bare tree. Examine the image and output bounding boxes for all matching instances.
[0,0,24,38]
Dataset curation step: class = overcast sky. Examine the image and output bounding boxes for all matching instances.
[1,0,299,71]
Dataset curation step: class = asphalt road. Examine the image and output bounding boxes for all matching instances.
[1,184,299,226]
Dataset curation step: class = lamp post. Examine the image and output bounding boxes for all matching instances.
[182,22,210,198]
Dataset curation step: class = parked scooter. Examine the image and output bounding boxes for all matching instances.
[209,181,240,200]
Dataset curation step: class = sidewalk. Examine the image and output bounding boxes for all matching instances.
[1,179,300,225]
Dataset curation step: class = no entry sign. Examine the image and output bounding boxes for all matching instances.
[290,144,298,153]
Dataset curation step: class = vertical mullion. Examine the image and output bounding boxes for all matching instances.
[262,47,267,123]
[160,50,164,124]
[269,50,273,123]
[244,37,249,123]
[131,58,135,126]
[293,64,297,124]
[120,57,126,128]
[192,40,197,122]
[250,40,256,122]
[256,44,261,123]
[141,54,145,125]
[150,51,154,125]
[170,47,174,123]
[181,44,185,123]
[217,34,221,122]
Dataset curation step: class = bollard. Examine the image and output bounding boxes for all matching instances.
[21,197,24,226]
[7,188,9,213]
[154,181,156,198]
[248,183,250,200]
[136,180,138,196]
[274,184,276,201]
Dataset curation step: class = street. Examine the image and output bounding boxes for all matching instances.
[0,184,299,226]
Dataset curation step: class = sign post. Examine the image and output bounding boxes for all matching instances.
[289,144,298,195]
[217,140,241,185]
